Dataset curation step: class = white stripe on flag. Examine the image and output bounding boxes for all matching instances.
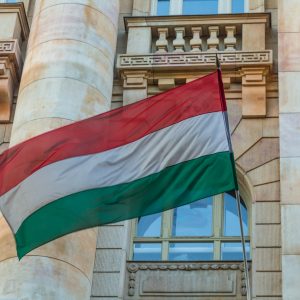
[1,112,229,232]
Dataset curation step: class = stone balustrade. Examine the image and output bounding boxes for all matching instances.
[124,13,270,54]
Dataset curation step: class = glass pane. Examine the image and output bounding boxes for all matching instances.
[172,197,213,237]
[133,243,161,261]
[221,242,251,260]
[183,0,218,15]
[169,243,214,260]
[224,193,248,236]
[157,0,170,15]
[232,0,244,13]
[137,213,161,237]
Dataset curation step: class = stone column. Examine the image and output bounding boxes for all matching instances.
[0,0,119,299]
[279,1,300,299]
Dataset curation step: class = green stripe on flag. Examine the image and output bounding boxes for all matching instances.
[15,151,237,259]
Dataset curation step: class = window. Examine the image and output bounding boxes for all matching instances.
[152,0,248,15]
[157,0,170,15]
[131,192,250,261]
[183,0,218,15]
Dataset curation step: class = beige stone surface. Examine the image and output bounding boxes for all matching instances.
[248,159,279,186]
[281,205,300,254]
[255,272,282,296]
[254,181,280,201]
[132,0,151,16]
[237,138,279,172]
[280,113,300,157]
[0,257,91,299]
[231,119,263,159]
[280,157,300,204]
[267,98,279,118]
[94,249,123,272]
[255,202,281,224]
[263,118,279,137]
[97,226,125,249]
[255,248,281,271]
[279,33,300,72]
[266,0,278,9]
[0,14,19,39]
[255,224,281,247]
[242,24,265,50]
[278,0,300,32]
[282,255,300,300]
[249,0,265,12]
[279,72,300,113]
[91,273,120,297]
[127,27,152,54]
[227,100,242,134]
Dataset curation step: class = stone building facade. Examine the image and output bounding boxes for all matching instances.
[0,0,296,299]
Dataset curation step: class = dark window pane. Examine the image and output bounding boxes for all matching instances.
[224,193,248,236]
[221,242,251,260]
[172,197,213,237]
[137,213,161,237]
[169,243,214,260]
[133,243,161,261]
[157,0,170,15]
[232,0,244,13]
[183,0,218,15]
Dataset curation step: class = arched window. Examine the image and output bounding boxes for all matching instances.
[131,192,250,261]
[153,0,248,16]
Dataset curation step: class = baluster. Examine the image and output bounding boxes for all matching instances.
[224,26,237,51]
[207,26,219,52]
[173,27,185,53]
[190,27,202,52]
[156,28,169,53]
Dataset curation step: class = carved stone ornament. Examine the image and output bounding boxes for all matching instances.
[126,262,251,298]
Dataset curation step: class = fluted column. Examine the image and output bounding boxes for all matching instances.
[0,0,119,299]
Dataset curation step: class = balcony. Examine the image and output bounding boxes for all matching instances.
[125,261,251,299]
[117,13,273,118]
[117,13,272,71]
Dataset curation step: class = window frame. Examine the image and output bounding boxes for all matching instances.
[130,193,251,261]
[150,0,250,16]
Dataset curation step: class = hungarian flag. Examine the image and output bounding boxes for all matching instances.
[0,70,238,259]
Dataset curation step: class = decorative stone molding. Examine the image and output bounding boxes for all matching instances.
[0,39,23,122]
[126,261,251,299]
[117,51,273,72]
[241,67,268,118]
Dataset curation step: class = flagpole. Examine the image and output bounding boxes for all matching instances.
[216,54,252,300]
[235,190,251,300]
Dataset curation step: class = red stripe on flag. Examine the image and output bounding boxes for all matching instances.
[0,71,224,196]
